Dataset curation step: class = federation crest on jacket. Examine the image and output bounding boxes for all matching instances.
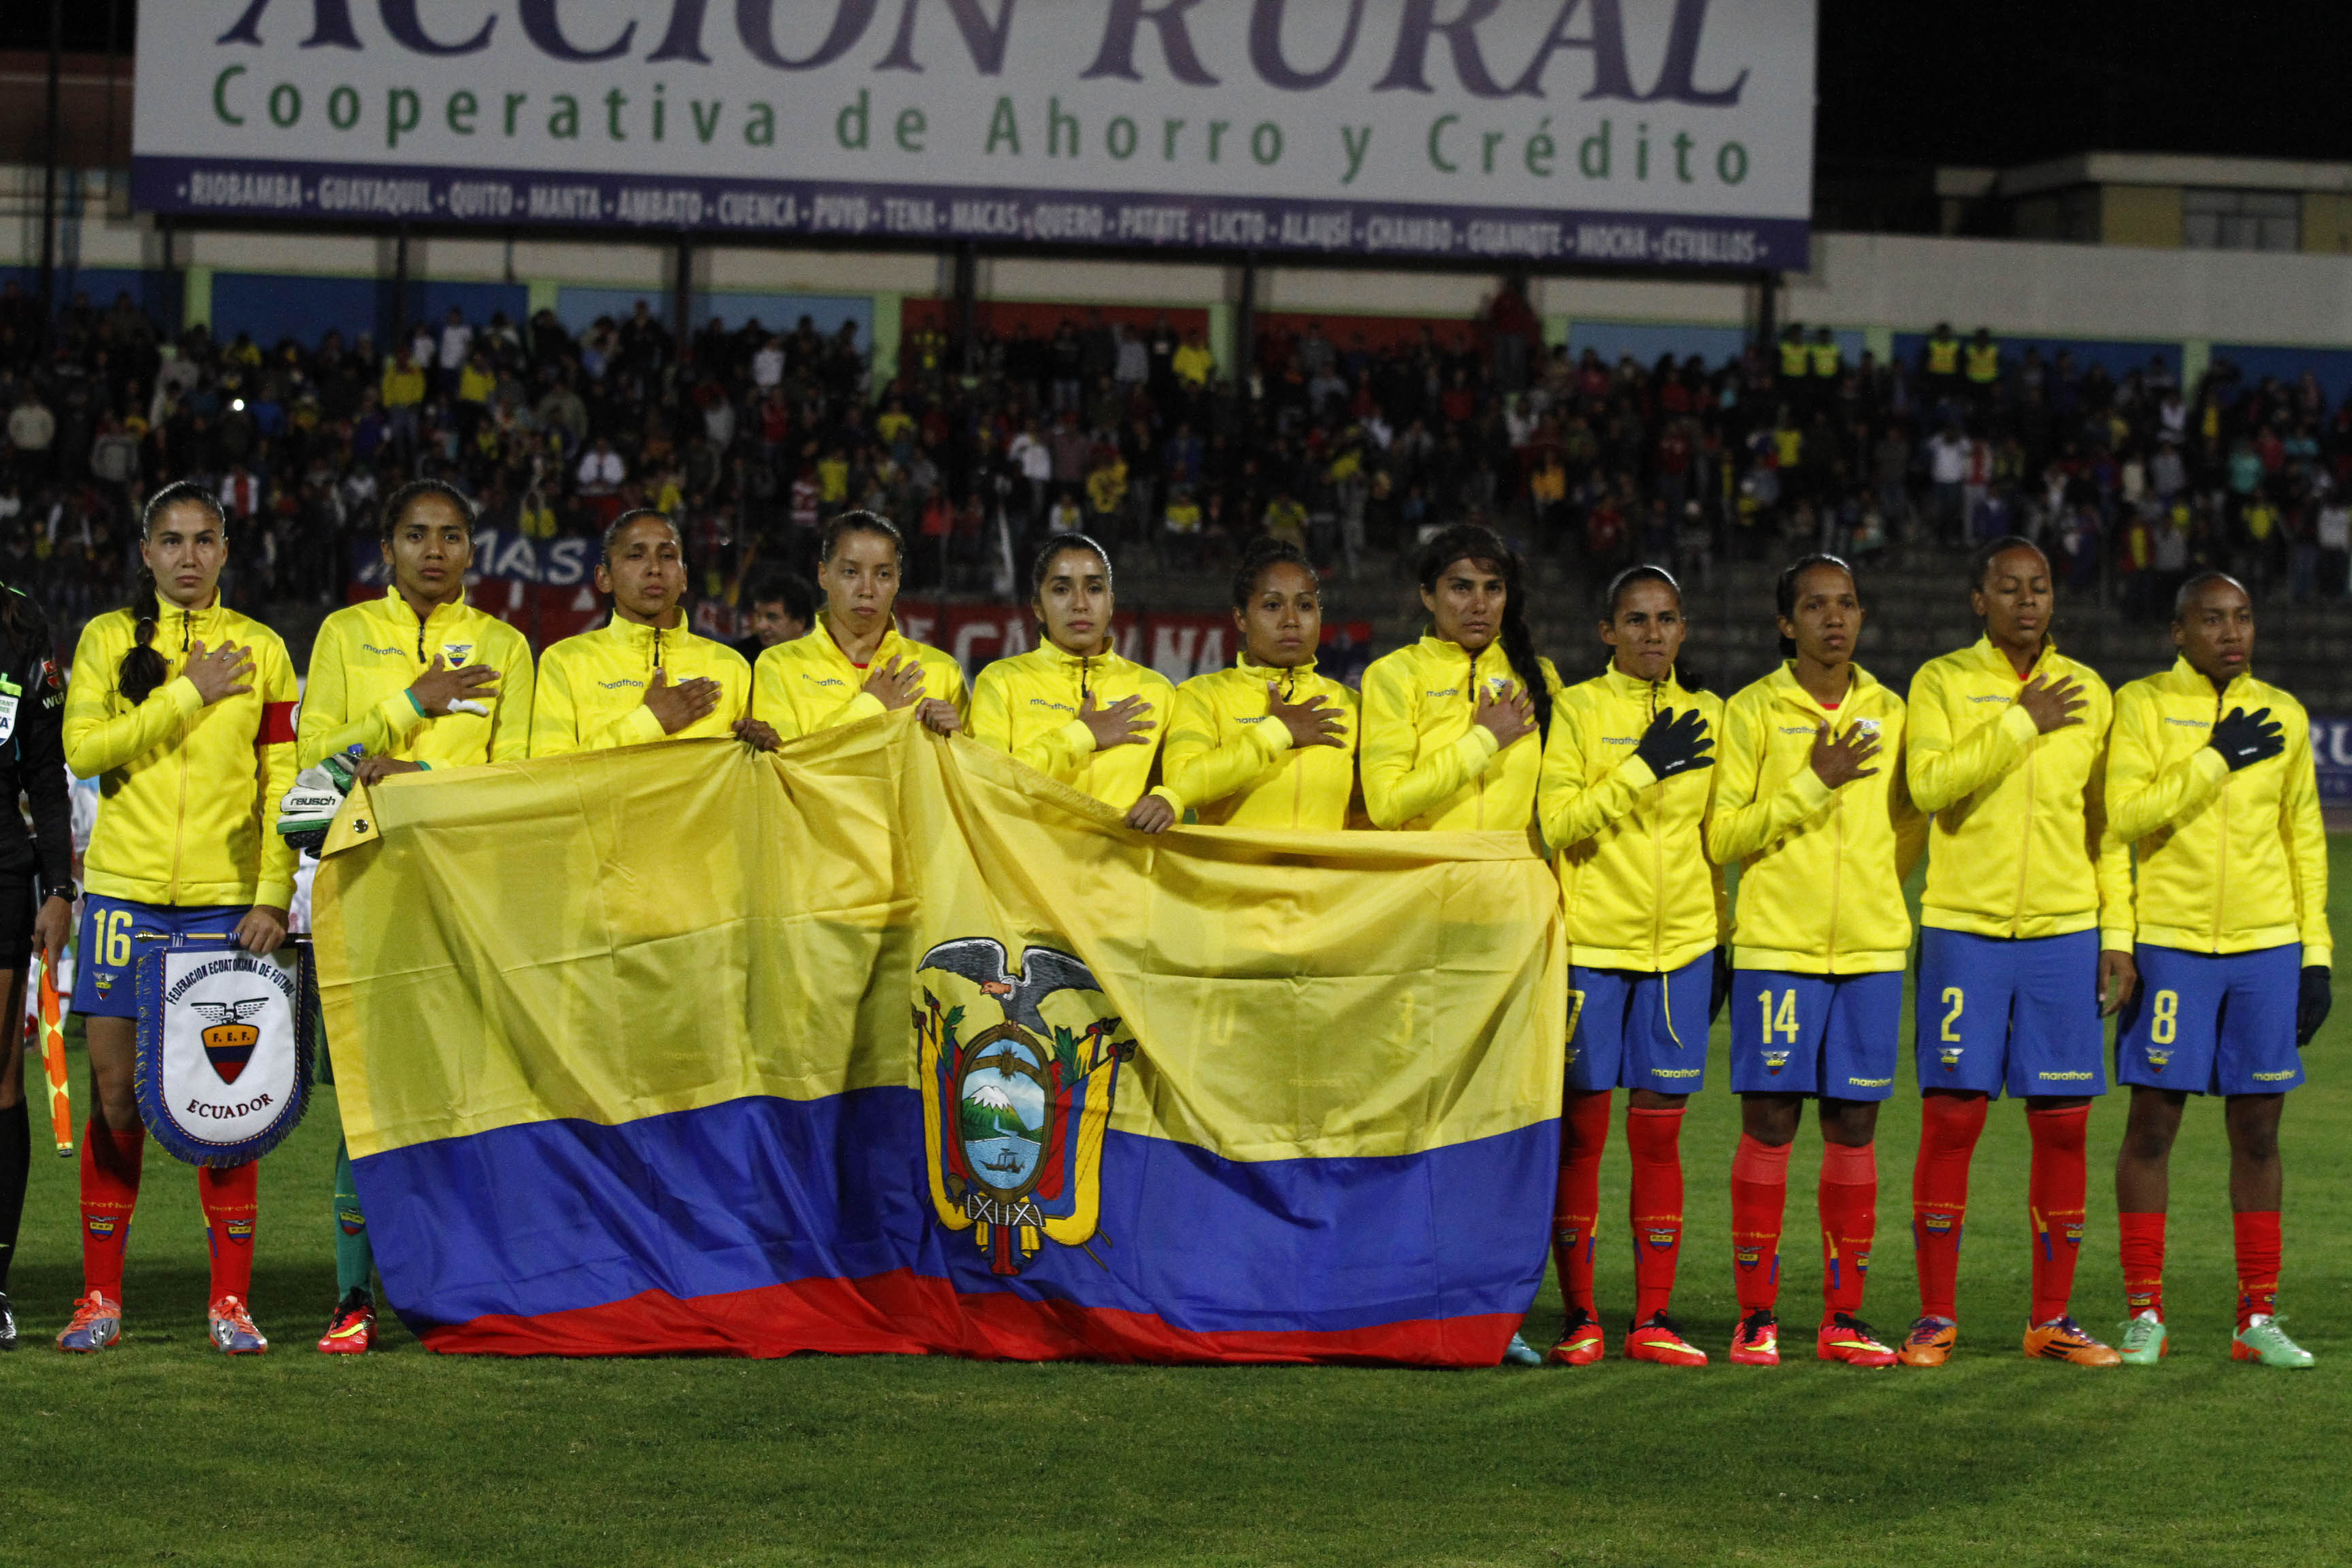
[915,937,1134,1277]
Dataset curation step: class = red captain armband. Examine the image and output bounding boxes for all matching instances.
[259,702,298,745]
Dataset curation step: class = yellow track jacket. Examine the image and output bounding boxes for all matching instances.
[2104,657,2330,966]
[531,615,751,757]
[1708,662,1926,975]
[1162,655,1359,829]
[65,599,299,909]
[1908,637,2133,949]
[969,642,1177,808]
[752,617,968,742]
[299,588,535,769]
[1360,636,1563,832]
[1540,666,1727,973]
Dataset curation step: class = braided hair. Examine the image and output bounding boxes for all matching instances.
[1600,563,1704,691]
[1415,523,1550,739]
[1774,553,1854,661]
[121,481,227,706]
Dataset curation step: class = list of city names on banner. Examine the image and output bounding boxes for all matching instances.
[134,1,1814,269]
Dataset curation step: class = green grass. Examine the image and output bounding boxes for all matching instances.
[5,855,2352,1566]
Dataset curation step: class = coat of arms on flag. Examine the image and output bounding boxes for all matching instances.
[915,938,1134,1278]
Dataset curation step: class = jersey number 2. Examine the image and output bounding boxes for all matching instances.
[1940,987,1964,1042]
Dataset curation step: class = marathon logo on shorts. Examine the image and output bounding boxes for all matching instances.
[2038,1071,2095,1082]
[1847,1076,1893,1088]
[2253,1070,2298,1081]
[1762,1050,1789,1075]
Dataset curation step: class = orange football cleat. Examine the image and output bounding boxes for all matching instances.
[1898,1316,1957,1367]
[317,1289,376,1355]
[2023,1316,2121,1367]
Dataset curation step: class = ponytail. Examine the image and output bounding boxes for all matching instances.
[122,482,226,705]
[1415,523,1550,740]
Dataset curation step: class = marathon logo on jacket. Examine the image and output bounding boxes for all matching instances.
[135,941,316,1169]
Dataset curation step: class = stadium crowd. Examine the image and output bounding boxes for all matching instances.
[2,274,2349,653]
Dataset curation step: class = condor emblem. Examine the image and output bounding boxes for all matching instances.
[916,938,1134,1278]
[194,998,269,1084]
[1762,1050,1790,1076]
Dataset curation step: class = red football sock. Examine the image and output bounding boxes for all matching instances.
[200,1162,260,1303]
[78,1123,144,1300]
[1627,1105,1686,1324]
[1818,1140,1878,1320]
[2027,1104,2091,1325]
[1911,1092,1985,1322]
[2117,1211,2166,1321]
[1552,1092,1610,1318]
[2233,1211,2281,1327]
[1729,1134,1789,1313]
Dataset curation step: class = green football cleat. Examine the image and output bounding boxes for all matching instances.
[2232,1316,2315,1369]
[2116,1310,2167,1365]
[1500,1331,1544,1367]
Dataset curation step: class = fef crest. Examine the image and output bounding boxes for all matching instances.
[915,938,1134,1278]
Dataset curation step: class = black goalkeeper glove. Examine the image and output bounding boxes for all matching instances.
[2297,966,2332,1047]
[1635,707,1714,781]
[1710,947,1731,1024]
[2210,706,2285,771]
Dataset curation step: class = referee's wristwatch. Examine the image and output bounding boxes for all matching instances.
[39,882,76,906]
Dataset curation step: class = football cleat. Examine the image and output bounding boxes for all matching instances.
[316,1288,376,1355]
[2024,1316,2121,1367]
[2232,1315,2315,1369]
[1547,1308,1605,1367]
[0,1290,16,1351]
[1816,1313,1897,1367]
[1897,1315,1957,1367]
[208,1295,270,1356]
[56,1290,122,1354]
[1729,1308,1780,1366]
[2116,1309,2168,1365]
[1624,1311,1708,1367]
[1500,1330,1544,1367]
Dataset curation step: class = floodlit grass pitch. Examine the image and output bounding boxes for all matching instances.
[2,850,2349,1567]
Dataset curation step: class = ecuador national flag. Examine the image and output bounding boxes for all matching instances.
[314,713,1565,1365]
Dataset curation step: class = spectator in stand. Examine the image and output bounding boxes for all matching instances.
[7,391,56,489]
[729,572,816,664]
[436,307,472,396]
[577,437,625,497]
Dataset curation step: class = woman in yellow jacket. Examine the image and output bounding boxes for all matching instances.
[1161,539,1356,829]
[2106,572,2330,1370]
[753,510,966,742]
[56,482,299,1357]
[1897,536,2134,1371]
[1708,554,1925,1370]
[1359,523,1560,836]
[297,478,536,1356]
[532,511,775,757]
[1358,523,1558,1367]
[969,535,1179,831]
[1537,566,1725,1370]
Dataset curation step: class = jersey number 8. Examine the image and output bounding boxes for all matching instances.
[2149,990,2178,1045]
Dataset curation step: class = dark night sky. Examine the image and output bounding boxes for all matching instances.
[9,1,2349,172]
[1815,0,2352,169]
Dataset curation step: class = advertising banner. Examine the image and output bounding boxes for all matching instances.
[135,1,1814,268]
[2310,717,2352,804]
